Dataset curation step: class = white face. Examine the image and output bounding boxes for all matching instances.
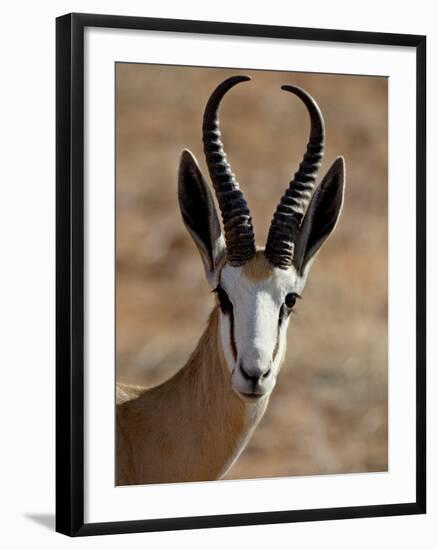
[216,251,306,402]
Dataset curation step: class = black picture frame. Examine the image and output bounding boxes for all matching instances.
[56,12,426,537]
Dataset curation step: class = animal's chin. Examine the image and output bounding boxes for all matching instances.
[232,387,270,403]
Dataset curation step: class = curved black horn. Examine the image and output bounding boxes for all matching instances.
[265,85,325,269]
[203,75,256,266]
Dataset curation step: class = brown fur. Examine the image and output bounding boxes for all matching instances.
[242,250,273,282]
[116,306,269,485]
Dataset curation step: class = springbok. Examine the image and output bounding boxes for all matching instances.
[116,75,345,485]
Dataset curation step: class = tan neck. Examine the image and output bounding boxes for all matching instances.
[117,306,269,485]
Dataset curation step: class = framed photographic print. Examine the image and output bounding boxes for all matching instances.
[56,13,426,536]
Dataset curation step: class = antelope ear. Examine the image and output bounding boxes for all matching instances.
[178,149,226,287]
[294,157,345,277]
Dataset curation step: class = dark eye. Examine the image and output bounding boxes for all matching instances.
[215,286,233,315]
[285,293,298,309]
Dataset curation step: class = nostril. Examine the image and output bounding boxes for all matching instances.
[239,362,260,383]
[263,368,271,379]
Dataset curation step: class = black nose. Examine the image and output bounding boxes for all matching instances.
[239,362,271,383]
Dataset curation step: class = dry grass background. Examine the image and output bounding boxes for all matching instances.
[116,64,388,480]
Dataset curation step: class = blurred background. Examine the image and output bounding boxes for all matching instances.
[116,64,388,479]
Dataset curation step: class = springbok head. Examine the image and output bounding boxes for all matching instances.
[178,75,345,402]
